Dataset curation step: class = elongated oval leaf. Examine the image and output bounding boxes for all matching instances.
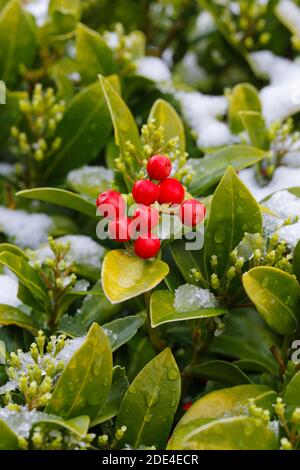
[168,416,278,450]
[228,83,262,134]
[240,111,269,150]
[243,267,299,335]
[103,315,145,351]
[46,82,112,177]
[189,146,267,195]
[46,323,112,419]
[0,305,38,334]
[0,418,19,450]
[116,348,181,449]
[150,290,226,328]
[284,370,300,407]
[188,360,252,386]
[16,188,96,217]
[204,167,262,280]
[148,99,185,152]
[0,0,36,87]
[101,249,169,303]
[76,23,117,85]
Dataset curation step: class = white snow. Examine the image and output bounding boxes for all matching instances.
[239,166,300,201]
[174,284,217,313]
[67,166,113,196]
[282,150,300,167]
[176,90,235,148]
[276,0,300,37]
[195,11,215,35]
[0,407,49,438]
[23,0,49,26]
[251,50,300,125]
[176,52,207,87]
[0,207,53,249]
[56,336,85,363]
[136,57,171,82]
[0,163,14,177]
[263,190,300,219]
[0,275,21,307]
[277,223,300,250]
[36,235,104,269]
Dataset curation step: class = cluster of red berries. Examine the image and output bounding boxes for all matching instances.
[96,155,206,259]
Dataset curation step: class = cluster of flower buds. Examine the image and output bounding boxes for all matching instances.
[96,155,206,259]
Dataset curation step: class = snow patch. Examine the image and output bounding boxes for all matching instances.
[0,207,53,249]
[174,284,217,313]
[0,275,21,307]
[136,57,171,82]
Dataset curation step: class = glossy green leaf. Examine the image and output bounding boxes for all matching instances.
[0,0,36,87]
[46,323,112,419]
[228,83,262,134]
[188,360,252,386]
[148,98,185,152]
[17,188,96,217]
[101,250,169,303]
[76,23,116,85]
[188,146,267,195]
[150,290,226,328]
[91,366,129,426]
[204,167,262,279]
[0,418,18,450]
[126,333,156,382]
[240,111,269,150]
[168,416,278,450]
[211,308,279,374]
[284,371,300,408]
[177,384,276,426]
[293,240,300,281]
[99,74,143,184]
[0,305,38,334]
[46,82,112,177]
[0,252,50,312]
[103,315,145,351]
[116,348,181,449]
[0,243,28,259]
[243,267,299,335]
[170,239,204,284]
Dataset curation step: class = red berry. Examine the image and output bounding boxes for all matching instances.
[96,190,124,219]
[179,199,206,226]
[108,217,131,243]
[129,205,159,238]
[132,180,159,206]
[134,233,161,259]
[147,155,172,180]
[158,178,185,205]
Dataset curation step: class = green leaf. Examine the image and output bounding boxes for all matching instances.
[46,323,112,419]
[284,371,300,408]
[103,315,145,351]
[0,0,36,87]
[148,99,185,152]
[99,74,143,186]
[211,308,279,374]
[0,252,50,312]
[188,360,252,386]
[76,23,117,85]
[188,146,267,195]
[240,111,269,150]
[0,243,28,259]
[176,384,276,425]
[243,267,299,335]
[101,250,169,303]
[116,348,181,449]
[293,240,300,281]
[0,305,38,334]
[16,188,96,217]
[150,290,226,328]
[0,418,18,450]
[91,366,129,426]
[45,82,112,177]
[170,239,204,284]
[204,167,262,279]
[168,416,278,450]
[228,83,262,134]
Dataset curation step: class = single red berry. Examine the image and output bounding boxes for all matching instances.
[158,178,185,205]
[147,154,172,181]
[129,205,159,238]
[132,180,159,206]
[108,217,131,243]
[96,190,124,219]
[182,402,193,411]
[134,233,161,259]
[179,199,206,226]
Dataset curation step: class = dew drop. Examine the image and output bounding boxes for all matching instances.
[168,368,179,381]
[213,226,225,244]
